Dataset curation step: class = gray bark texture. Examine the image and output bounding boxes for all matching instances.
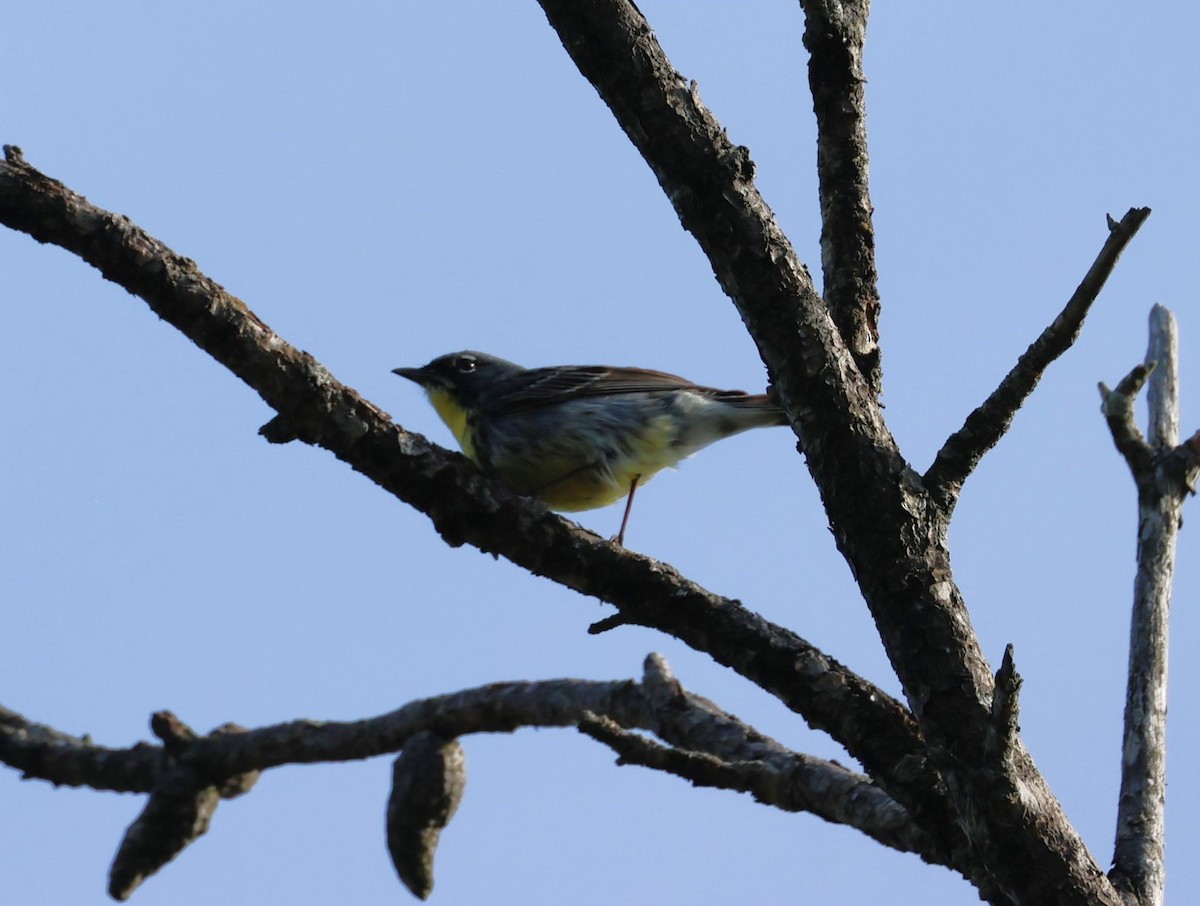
[0,1,1187,903]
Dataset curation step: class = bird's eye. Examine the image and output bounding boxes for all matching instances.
[453,355,477,373]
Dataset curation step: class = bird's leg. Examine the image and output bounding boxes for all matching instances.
[616,475,641,546]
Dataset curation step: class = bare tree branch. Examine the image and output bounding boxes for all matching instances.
[109,762,220,900]
[1145,306,1180,450]
[2,0,1158,892]
[1105,306,1200,906]
[0,146,957,861]
[926,207,1152,511]
[800,0,881,394]
[1099,362,1155,477]
[2,680,646,786]
[626,656,945,862]
[3,656,950,895]
[531,6,1133,903]
[534,0,878,460]
[579,711,940,860]
[2,676,651,896]
[639,653,788,762]
[0,703,163,793]
[635,651,962,882]
[108,717,258,901]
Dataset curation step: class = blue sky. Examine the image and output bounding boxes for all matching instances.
[3,2,1199,903]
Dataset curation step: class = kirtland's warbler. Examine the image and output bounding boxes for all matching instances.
[393,351,787,543]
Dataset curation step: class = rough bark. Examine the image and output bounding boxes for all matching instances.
[2,657,942,891]
[535,3,1133,902]
[0,143,964,867]
[1101,306,1200,904]
[801,0,882,394]
[0,0,1168,900]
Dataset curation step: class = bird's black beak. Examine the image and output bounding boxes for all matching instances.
[392,366,428,385]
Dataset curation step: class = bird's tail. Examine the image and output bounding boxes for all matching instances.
[715,391,789,427]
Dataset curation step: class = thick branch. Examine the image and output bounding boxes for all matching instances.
[926,208,1151,511]
[801,0,881,394]
[1106,306,1200,906]
[532,7,1130,903]
[535,0,878,459]
[0,147,958,860]
[530,0,957,835]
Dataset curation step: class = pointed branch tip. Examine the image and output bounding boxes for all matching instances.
[986,644,1022,765]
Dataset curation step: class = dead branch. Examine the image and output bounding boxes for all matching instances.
[927,207,1152,511]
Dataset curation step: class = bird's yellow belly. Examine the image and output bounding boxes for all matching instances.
[491,410,682,512]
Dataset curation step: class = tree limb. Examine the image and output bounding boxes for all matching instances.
[579,710,939,861]
[0,703,163,793]
[0,146,958,863]
[3,657,949,895]
[532,6,1131,903]
[926,207,1152,512]
[109,718,258,901]
[534,0,878,462]
[800,0,881,394]
[1105,306,1200,905]
[1099,362,1155,478]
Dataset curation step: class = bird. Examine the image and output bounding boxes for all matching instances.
[393,351,787,544]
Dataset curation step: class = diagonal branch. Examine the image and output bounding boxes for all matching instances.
[535,0,882,468]
[530,8,1134,903]
[585,655,945,863]
[800,0,881,395]
[1099,362,1154,477]
[579,711,939,861]
[925,207,1151,512]
[0,146,961,857]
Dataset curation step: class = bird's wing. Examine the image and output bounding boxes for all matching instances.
[488,365,720,413]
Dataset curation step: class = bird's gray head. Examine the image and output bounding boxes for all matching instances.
[392,351,524,407]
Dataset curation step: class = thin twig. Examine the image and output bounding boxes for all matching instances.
[1099,362,1155,478]
[926,208,1152,511]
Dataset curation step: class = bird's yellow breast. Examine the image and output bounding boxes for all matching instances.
[425,387,478,461]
